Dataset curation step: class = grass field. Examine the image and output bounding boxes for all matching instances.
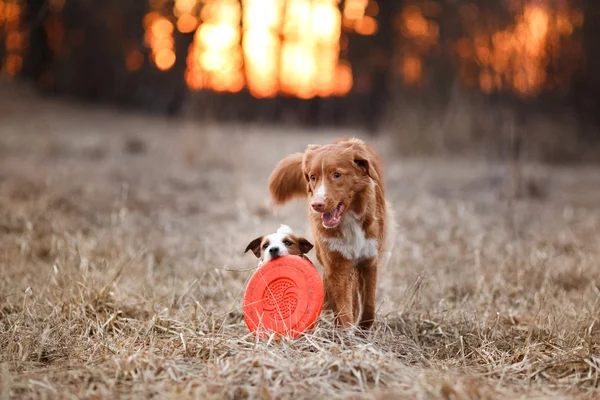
[1,88,600,399]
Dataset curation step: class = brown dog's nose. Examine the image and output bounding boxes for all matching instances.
[311,200,325,212]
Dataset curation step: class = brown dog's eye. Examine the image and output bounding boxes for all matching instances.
[310,175,316,182]
[333,172,342,179]
[284,240,292,246]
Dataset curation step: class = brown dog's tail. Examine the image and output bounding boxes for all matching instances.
[268,152,307,205]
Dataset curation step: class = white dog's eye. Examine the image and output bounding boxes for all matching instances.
[262,243,269,249]
[333,172,342,179]
[284,240,292,246]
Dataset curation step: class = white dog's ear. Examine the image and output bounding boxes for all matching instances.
[244,237,263,258]
[298,237,313,254]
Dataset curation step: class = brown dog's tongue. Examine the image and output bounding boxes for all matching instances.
[321,212,335,226]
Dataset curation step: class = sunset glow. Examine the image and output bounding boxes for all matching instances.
[396,3,439,85]
[241,0,282,97]
[343,0,378,35]
[395,1,582,95]
[182,0,352,97]
[175,0,200,33]
[185,0,244,92]
[279,0,344,98]
[144,12,177,71]
[125,47,145,72]
[1,0,578,99]
[1,0,25,76]
[458,2,584,95]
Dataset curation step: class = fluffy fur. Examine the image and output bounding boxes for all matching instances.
[245,225,313,267]
[268,138,388,329]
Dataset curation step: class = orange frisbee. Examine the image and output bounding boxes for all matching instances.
[243,255,324,338]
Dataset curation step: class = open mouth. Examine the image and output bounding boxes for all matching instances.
[321,202,345,228]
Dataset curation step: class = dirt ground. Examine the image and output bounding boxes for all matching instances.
[1,85,600,399]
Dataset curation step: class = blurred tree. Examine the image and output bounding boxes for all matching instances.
[21,0,53,83]
[14,0,600,142]
[22,0,192,115]
[574,2,600,140]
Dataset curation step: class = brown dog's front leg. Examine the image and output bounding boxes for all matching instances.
[357,258,378,330]
[323,258,356,329]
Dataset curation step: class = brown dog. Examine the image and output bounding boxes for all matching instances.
[268,138,387,329]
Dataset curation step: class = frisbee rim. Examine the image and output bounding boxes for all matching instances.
[243,255,323,338]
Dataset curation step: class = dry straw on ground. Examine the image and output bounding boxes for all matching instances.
[1,88,600,399]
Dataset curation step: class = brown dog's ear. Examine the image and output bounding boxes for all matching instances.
[244,237,263,258]
[298,238,313,254]
[349,141,380,181]
[354,157,378,181]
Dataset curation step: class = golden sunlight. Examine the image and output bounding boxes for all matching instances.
[1,1,25,76]
[464,3,583,95]
[144,13,177,71]
[186,0,244,92]
[344,0,378,35]
[279,0,343,98]
[183,0,352,97]
[396,4,439,85]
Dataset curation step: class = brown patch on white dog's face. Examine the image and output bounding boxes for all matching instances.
[244,225,313,265]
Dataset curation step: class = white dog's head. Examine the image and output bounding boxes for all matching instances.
[244,225,313,267]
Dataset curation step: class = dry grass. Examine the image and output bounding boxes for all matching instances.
[389,93,600,163]
[1,85,600,399]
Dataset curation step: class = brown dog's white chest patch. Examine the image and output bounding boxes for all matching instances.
[323,212,378,261]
